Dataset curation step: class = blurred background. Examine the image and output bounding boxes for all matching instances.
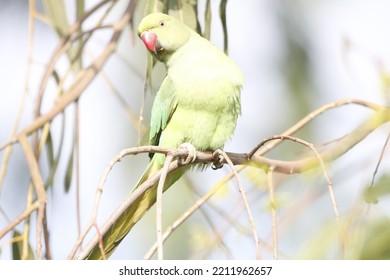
[0,0,389,260]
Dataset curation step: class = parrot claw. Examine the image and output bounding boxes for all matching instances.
[212,149,225,170]
[178,142,197,165]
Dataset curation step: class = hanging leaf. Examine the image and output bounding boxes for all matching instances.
[45,130,54,167]
[64,146,74,193]
[12,230,35,260]
[167,0,199,32]
[219,0,228,54]
[42,0,83,73]
[45,111,66,189]
[146,0,200,32]
[76,0,85,21]
[42,0,69,37]
[364,175,390,204]
[203,0,211,40]
[146,0,163,13]
[44,130,56,189]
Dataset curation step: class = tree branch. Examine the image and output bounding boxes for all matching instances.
[0,0,136,151]
[73,103,389,259]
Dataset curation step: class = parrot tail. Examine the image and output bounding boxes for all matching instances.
[81,156,186,259]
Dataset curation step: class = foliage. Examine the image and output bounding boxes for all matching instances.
[0,0,389,260]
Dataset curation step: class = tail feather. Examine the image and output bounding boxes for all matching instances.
[83,157,186,259]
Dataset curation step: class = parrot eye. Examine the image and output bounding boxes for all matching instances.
[159,21,165,27]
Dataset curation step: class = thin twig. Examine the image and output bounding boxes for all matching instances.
[186,180,234,259]
[259,135,339,217]
[248,98,384,158]
[22,184,34,260]
[18,135,47,260]
[0,0,36,190]
[94,223,107,260]
[72,103,389,259]
[34,0,117,118]
[99,72,147,135]
[0,200,40,240]
[267,167,278,260]
[370,132,390,186]
[75,101,81,237]
[42,208,52,259]
[206,100,388,211]
[258,135,343,256]
[0,0,135,151]
[68,146,181,259]
[144,175,231,260]
[75,163,182,259]
[215,150,261,259]
[156,154,174,260]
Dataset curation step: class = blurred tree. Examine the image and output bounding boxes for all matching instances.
[0,0,389,260]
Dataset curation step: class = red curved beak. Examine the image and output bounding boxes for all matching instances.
[141,31,157,52]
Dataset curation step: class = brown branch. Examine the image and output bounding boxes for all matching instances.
[156,153,174,260]
[215,149,261,259]
[143,179,231,259]
[0,0,37,190]
[72,103,389,259]
[0,200,40,240]
[262,135,341,258]
[267,167,278,260]
[240,107,390,173]
[18,135,47,259]
[34,0,117,118]
[0,0,136,151]
[249,98,384,158]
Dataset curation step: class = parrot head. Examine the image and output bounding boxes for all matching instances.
[137,13,191,61]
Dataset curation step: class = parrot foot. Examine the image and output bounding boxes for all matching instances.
[177,142,197,165]
[212,149,225,170]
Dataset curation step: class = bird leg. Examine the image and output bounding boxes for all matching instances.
[177,142,197,165]
[212,149,225,170]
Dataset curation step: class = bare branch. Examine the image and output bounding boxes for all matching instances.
[71,101,389,259]
[0,1,136,151]
[370,132,390,186]
[156,154,174,260]
[249,98,385,158]
[214,149,261,259]
[144,175,231,259]
[18,135,47,259]
[267,167,278,260]
[0,201,40,240]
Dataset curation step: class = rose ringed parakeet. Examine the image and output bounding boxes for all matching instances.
[81,12,243,259]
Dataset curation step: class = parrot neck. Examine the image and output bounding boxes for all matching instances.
[165,30,199,68]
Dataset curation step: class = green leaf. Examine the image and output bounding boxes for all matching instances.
[76,0,85,21]
[359,219,390,260]
[159,0,200,33]
[12,230,35,260]
[44,130,56,189]
[45,113,66,189]
[45,130,54,167]
[219,0,228,54]
[42,0,70,37]
[146,0,163,13]
[203,0,211,40]
[364,175,390,204]
[65,147,74,193]
[42,0,83,73]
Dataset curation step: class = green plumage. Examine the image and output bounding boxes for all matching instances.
[83,12,243,259]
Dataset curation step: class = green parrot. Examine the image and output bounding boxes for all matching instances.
[82,12,243,259]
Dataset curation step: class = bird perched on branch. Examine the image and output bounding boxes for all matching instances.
[84,12,243,259]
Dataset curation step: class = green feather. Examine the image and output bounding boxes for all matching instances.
[83,12,243,259]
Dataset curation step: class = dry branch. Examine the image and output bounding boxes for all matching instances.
[74,103,389,259]
[0,1,136,151]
